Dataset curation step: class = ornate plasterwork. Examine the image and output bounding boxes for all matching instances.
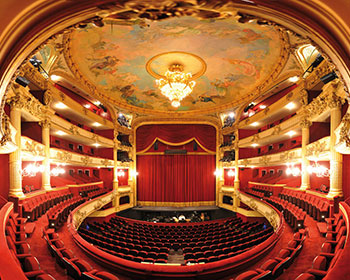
[335,113,350,154]
[301,81,345,119]
[57,151,72,162]
[6,85,53,121]
[236,191,281,230]
[22,138,44,157]
[306,137,330,159]
[81,155,92,166]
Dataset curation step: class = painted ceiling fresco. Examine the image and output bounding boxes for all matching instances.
[67,16,285,112]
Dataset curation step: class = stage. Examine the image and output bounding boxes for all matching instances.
[117,206,235,222]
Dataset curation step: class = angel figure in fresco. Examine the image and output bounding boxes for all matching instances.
[88,56,120,72]
[238,29,263,44]
[224,58,259,79]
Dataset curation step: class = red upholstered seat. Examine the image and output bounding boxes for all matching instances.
[235,270,259,280]
[295,273,316,280]
[36,274,56,280]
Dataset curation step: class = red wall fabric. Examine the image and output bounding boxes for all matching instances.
[137,155,215,202]
[136,124,216,152]
[99,168,113,190]
[0,154,9,200]
[343,155,350,200]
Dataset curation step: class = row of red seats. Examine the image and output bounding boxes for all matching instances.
[295,214,347,280]
[86,218,248,246]
[43,229,119,280]
[279,189,330,221]
[234,231,307,280]
[5,213,55,280]
[265,196,306,231]
[22,189,72,221]
[22,185,41,194]
[47,196,85,230]
[184,230,273,264]
[79,216,273,264]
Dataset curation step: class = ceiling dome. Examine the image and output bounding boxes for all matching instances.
[61,16,293,114]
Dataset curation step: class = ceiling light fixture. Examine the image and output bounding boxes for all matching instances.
[155,64,196,108]
[93,143,100,147]
[84,104,91,109]
[92,122,101,127]
[286,130,296,137]
[251,122,259,127]
[227,169,235,177]
[56,130,66,136]
[288,76,299,83]
[50,74,60,81]
[251,143,259,147]
[285,102,296,110]
[54,102,67,109]
[259,105,266,109]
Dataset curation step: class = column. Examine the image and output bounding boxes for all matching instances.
[328,98,343,198]
[233,142,240,208]
[113,139,119,191]
[9,103,24,197]
[300,118,312,190]
[40,119,51,190]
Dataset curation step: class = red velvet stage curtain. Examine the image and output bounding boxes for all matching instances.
[137,155,215,202]
[136,124,216,152]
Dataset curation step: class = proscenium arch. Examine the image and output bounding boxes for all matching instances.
[1,0,350,128]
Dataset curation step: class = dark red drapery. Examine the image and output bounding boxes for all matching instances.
[137,155,215,203]
[136,124,216,152]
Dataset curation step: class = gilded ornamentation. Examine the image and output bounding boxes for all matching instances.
[0,114,12,147]
[22,63,48,89]
[43,89,52,106]
[57,151,72,162]
[242,158,250,167]
[299,118,312,128]
[263,107,270,115]
[100,158,111,167]
[259,155,270,165]
[69,125,79,135]
[272,125,281,135]
[23,140,44,157]
[306,138,330,158]
[300,89,308,106]
[338,114,350,149]
[81,155,91,166]
[252,133,260,142]
[286,91,294,101]
[39,118,51,129]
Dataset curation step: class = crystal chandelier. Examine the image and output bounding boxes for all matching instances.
[21,162,44,177]
[307,161,330,177]
[51,165,65,176]
[286,163,301,176]
[155,64,196,108]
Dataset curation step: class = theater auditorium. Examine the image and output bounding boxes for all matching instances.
[1,1,350,279]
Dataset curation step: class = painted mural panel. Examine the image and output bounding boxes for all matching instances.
[68,16,283,112]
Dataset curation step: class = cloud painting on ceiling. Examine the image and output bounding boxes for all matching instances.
[69,16,284,112]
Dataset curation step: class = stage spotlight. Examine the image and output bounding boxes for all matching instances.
[15,76,30,87]
[311,53,324,68]
[320,71,337,84]
[244,102,255,113]
[29,56,42,68]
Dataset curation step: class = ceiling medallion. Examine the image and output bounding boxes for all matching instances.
[146,51,206,108]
